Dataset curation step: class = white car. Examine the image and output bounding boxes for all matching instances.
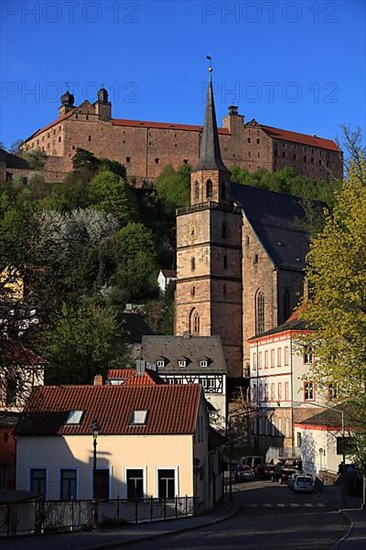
[293,475,314,493]
[288,473,300,489]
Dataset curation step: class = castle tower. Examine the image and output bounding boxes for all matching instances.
[95,87,112,120]
[175,69,243,378]
[58,90,75,117]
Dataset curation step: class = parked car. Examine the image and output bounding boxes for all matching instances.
[279,468,298,484]
[288,472,300,488]
[293,475,314,493]
[236,465,255,482]
[257,462,276,480]
[240,455,265,470]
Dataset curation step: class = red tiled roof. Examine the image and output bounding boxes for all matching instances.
[112,119,229,134]
[261,125,340,152]
[0,335,45,366]
[16,384,202,436]
[107,368,166,386]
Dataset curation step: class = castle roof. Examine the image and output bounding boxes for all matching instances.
[232,183,310,271]
[260,125,341,152]
[194,74,228,172]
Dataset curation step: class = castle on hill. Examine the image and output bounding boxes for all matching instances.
[20,86,343,183]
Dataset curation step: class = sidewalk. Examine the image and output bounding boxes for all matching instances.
[317,484,366,550]
[4,499,239,550]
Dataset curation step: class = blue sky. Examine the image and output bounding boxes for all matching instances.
[1,0,365,150]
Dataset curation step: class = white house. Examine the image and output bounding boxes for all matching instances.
[248,309,344,467]
[15,382,224,515]
[157,269,177,296]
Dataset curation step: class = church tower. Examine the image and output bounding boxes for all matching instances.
[175,69,243,378]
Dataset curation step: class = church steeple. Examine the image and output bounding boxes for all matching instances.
[195,70,228,172]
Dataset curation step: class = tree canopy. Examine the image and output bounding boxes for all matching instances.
[301,156,366,410]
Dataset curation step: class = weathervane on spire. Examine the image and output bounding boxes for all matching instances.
[206,55,213,72]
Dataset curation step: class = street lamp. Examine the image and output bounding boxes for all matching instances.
[292,401,347,508]
[91,419,100,530]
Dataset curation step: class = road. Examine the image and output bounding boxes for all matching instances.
[119,479,349,549]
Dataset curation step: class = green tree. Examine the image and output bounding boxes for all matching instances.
[155,163,191,217]
[89,170,137,225]
[43,302,130,384]
[111,222,158,302]
[72,148,100,176]
[301,157,366,408]
[24,148,48,170]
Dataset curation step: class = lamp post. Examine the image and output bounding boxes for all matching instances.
[293,401,346,508]
[91,419,100,530]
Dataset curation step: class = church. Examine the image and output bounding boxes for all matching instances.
[175,70,312,380]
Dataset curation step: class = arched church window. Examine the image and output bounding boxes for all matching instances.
[194,181,199,199]
[206,179,213,198]
[189,308,200,335]
[255,289,265,335]
[191,257,196,271]
[222,222,227,239]
[221,181,226,199]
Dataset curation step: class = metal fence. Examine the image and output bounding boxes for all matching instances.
[0,496,196,537]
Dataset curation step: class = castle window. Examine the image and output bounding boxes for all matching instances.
[194,181,199,199]
[183,159,188,164]
[221,222,227,239]
[190,285,195,296]
[86,115,89,120]
[221,181,226,199]
[72,145,76,150]
[256,138,260,144]
[247,138,251,143]
[75,114,78,119]
[254,254,259,264]
[255,289,265,335]
[126,157,131,163]
[258,152,260,158]
[223,284,226,295]
[293,153,297,160]
[191,257,196,271]
[155,158,160,164]
[303,155,307,162]
[282,152,286,158]
[223,255,227,269]
[206,179,213,198]
[311,157,314,164]
[88,136,91,142]
[58,137,61,142]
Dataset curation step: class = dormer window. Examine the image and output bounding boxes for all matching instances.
[157,359,165,368]
[200,359,208,368]
[131,410,148,425]
[65,410,83,425]
[178,359,187,368]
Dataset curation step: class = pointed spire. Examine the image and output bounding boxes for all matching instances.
[195,68,228,172]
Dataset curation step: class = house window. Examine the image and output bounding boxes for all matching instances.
[206,179,213,198]
[270,383,275,401]
[157,359,165,368]
[278,382,282,401]
[270,349,275,368]
[285,418,290,437]
[277,348,282,367]
[191,257,195,271]
[127,469,143,499]
[297,433,302,447]
[284,346,289,366]
[328,384,338,400]
[158,469,175,499]
[285,381,289,400]
[60,469,77,500]
[258,351,263,369]
[264,350,269,369]
[178,359,186,368]
[200,359,208,368]
[252,384,257,401]
[304,346,313,364]
[30,468,46,497]
[304,381,314,401]
[264,383,269,401]
[95,469,109,499]
[255,289,265,334]
[131,410,148,425]
[253,352,257,371]
[65,410,83,425]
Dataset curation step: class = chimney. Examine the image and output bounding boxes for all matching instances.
[136,360,146,374]
[93,374,103,386]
